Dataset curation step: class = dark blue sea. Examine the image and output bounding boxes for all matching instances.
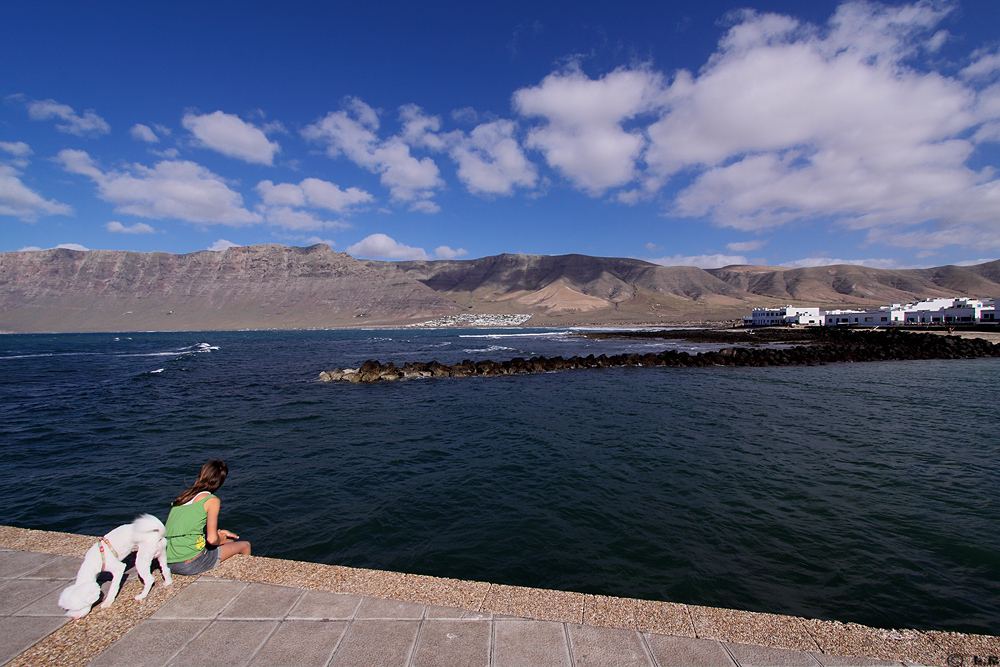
[1,328,998,634]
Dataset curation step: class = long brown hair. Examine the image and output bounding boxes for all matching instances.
[173,459,228,506]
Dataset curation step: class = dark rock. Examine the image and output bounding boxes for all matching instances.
[321,330,1000,383]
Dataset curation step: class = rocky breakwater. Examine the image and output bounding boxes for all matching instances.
[317,329,1000,383]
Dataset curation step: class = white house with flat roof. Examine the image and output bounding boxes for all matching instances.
[744,306,821,327]
[745,298,997,327]
[823,305,906,326]
[902,298,984,324]
[981,300,997,322]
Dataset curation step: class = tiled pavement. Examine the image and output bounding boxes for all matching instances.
[0,548,915,667]
[89,577,886,667]
[0,549,78,665]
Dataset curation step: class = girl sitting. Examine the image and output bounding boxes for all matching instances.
[165,459,251,575]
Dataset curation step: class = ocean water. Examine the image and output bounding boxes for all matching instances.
[1,328,998,634]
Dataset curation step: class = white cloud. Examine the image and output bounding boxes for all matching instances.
[648,253,748,269]
[434,245,468,259]
[208,239,240,251]
[261,206,349,232]
[408,200,441,214]
[182,111,281,165]
[642,1,1000,248]
[56,149,260,225]
[303,236,336,248]
[616,189,651,205]
[961,46,1000,81]
[514,66,664,194]
[26,99,110,137]
[399,104,446,151]
[451,107,480,124]
[971,83,1000,143]
[864,220,1000,252]
[55,243,89,251]
[54,149,103,179]
[0,141,31,157]
[255,178,373,213]
[346,233,429,260]
[448,119,537,195]
[0,164,73,221]
[130,124,159,143]
[306,100,536,203]
[726,240,768,252]
[151,148,180,159]
[302,97,443,208]
[255,180,305,207]
[393,105,537,197]
[953,257,998,266]
[18,246,42,252]
[253,178,369,231]
[780,256,903,269]
[300,178,373,212]
[105,221,155,234]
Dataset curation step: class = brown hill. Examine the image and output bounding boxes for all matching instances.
[381,253,747,324]
[706,263,1000,306]
[0,244,461,333]
[385,254,1000,325]
[1,245,997,332]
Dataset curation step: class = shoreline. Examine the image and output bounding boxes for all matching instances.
[0,322,732,335]
[2,524,997,667]
[3,322,997,337]
[320,328,1000,383]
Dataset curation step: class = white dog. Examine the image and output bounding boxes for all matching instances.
[58,514,173,618]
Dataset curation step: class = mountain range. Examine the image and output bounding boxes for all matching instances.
[1,243,998,332]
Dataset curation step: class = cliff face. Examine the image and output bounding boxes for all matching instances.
[385,255,1000,324]
[706,262,1000,304]
[2,245,998,333]
[0,244,462,332]
[381,254,747,323]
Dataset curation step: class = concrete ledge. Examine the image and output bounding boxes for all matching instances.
[3,524,998,667]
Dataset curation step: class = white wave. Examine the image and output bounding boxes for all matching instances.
[119,350,193,358]
[149,368,164,374]
[0,352,96,361]
[461,345,519,354]
[458,331,569,339]
[118,343,218,358]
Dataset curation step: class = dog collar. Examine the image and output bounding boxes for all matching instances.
[98,537,119,570]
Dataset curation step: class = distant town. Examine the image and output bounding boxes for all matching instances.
[745,298,998,327]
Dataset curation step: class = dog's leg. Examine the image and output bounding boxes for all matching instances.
[100,560,127,609]
[134,548,156,600]
[157,544,173,587]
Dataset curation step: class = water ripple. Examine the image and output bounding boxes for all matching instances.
[0,330,997,633]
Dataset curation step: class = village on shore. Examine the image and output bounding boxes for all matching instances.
[745,297,998,327]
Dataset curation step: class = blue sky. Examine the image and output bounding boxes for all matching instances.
[2,0,1000,269]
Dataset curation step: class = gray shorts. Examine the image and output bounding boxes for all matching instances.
[168,547,220,576]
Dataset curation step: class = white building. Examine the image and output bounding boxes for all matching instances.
[981,300,997,322]
[902,298,984,324]
[744,306,821,327]
[745,297,997,327]
[823,305,905,326]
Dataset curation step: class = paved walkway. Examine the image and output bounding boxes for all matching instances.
[0,547,921,667]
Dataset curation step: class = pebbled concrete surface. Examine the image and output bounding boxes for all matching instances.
[2,526,997,666]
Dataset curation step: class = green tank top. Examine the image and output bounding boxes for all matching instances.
[164,494,215,563]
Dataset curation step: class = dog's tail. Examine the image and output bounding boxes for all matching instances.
[132,513,166,537]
